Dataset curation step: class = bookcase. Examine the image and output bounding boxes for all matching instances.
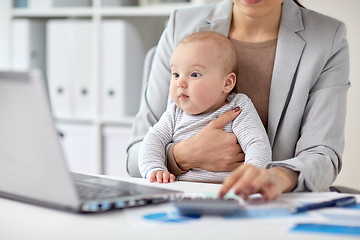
[6,0,220,177]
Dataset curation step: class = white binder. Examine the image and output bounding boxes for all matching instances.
[11,19,46,72]
[70,20,95,118]
[53,0,91,7]
[103,125,132,177]
[47,20,72,117]
[56,123,97,174]
[47,19,94,118]
[101,20,145,119]
[28,0,51,9]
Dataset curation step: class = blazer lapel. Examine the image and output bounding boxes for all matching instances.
[268,0,305,146]
[197,0,233,35]
[198,19,232,36]
[194,0,305,147]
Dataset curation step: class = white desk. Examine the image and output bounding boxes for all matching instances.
[1,176,359,240]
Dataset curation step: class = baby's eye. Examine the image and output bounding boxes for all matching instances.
[172,72,180,79]
[191,72,201,78]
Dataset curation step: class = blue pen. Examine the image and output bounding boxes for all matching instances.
[291,196,357,213]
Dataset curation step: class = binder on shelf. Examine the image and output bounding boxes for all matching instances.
[14,0,52,9]
[101,0,139,6]
[28,0,51,9]
[101,20,145,119]
[56,123,97,174]
[70,21,95,118]
[11,19,46,73]
[47,19,95,118]
[103,125,132,177]
[47,20,72,117]
[13,0,28,8]
[53,0,92,7]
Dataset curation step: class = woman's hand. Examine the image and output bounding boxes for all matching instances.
[218,165,299,201]
[173,108,245,172]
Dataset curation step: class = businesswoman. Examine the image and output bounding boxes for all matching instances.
[127,0,350,201]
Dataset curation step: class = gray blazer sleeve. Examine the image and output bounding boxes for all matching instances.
[268,21,350,192]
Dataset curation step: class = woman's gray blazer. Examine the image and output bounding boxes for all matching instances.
[127,0,350,192]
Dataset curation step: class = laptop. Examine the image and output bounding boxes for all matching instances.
[0,70,181,213]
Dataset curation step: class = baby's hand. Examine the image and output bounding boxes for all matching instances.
[149,170,175,183]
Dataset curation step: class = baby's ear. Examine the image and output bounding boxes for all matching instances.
[223,72,236,93]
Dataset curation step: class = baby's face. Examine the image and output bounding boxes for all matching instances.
[169,41,229,115]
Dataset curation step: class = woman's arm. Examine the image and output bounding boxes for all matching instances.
[170,108,245,173]
[219,21,350,199]
[272,21,350,192]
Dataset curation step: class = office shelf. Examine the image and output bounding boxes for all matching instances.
[55,115,134,127]
[11,4,192,18]
[12,8,93,18]
[7,0,176,177]
[7,0,218,177]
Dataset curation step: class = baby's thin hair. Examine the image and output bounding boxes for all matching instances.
[179,31,238,76]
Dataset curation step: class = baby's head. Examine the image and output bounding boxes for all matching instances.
[177,31,238,77]
[170,31,238,115]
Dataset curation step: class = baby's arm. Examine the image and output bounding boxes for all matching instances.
[138,104,176,179]
[150,170,176,183]
[233,95,272,168]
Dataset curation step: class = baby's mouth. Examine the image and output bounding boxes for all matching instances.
[179,93,189,100]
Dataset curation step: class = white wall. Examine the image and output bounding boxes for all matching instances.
[302,0,360,190]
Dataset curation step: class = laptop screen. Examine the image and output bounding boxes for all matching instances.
[0,70,181,213]
[0,70,80,210]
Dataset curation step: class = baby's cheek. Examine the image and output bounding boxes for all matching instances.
[196,90,216,105]
[169,87,178,103]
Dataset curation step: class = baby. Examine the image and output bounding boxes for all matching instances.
[138,31,271,184]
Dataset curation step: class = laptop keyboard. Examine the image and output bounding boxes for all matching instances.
[74,182,131,200]
[70,173,181,212]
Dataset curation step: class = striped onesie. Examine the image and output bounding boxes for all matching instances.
[138,93,271,183]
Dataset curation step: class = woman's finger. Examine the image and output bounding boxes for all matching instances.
[209,108,241,129]
[231,165,260,198]
[248,168,273,195]
[218,165,246,198]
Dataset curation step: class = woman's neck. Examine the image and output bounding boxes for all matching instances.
[229,3,282,43]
